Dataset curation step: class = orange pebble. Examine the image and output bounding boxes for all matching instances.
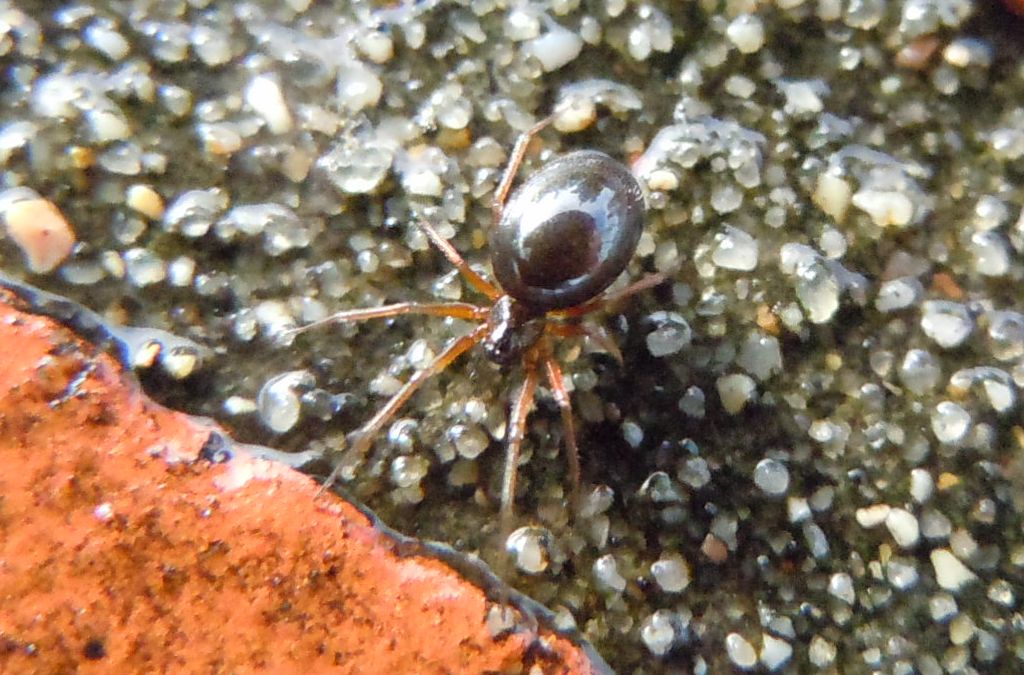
[894,36,941,70]
[930,272,964,300]
[3,197,76,273]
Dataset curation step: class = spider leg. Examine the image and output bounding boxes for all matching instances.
[539,339,581,516]
[546,321,624,365]
[555,272,668,319]
[500,350,540,528]
[414,220,501,300]
[492,115,556,223]
[316,323,489,497]
[284,301,488,338]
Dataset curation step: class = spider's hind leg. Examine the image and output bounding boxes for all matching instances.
[499,351,541,530]
[539,338,581,518]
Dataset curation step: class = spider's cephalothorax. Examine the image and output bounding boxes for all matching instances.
[289,114,664,524]
[482,296,544,367]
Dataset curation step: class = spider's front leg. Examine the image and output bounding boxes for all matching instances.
[414,220,501,300]
[315,323,489,497]
[284,301,488,338]
[491,115,556,223]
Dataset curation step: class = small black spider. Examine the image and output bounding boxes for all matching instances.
[291,115,663,524]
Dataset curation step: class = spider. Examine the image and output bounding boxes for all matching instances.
[291,115,664,524]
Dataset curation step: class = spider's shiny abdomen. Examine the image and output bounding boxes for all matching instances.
[490,150,645,311]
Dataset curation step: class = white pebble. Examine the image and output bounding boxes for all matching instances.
[402,170,443,197]
[973,195,1009,230]
[86,107,131,142]
[930,548,978,592]
[922,510,953,541]
[795,259,840,324]
[679,457,710,488]
[448,423,489,460]
[123,247,166,286]
[31,73,81,119]
[813,172,852,223]
[726,14,765,54]
[646,311,692,356]
[446,459,477,487]
[505,526,551,574]
[949,367,1015,413]
[987,579,1016,608]
[809,635,836,667]
[855,503,891,528]
[712,226,759,270]
[223,396,256,415]
[627,23,654,61]
[779,80,825,115]
[885,507,921,548]
[678,387,706,419]
[485,605,517,637]
[593,554,627,593]
[622,421,644,449]
[819,228,847,258]
[505,8,541,40]
[805,526,834,561]
[717,373,756,414]
[753,458,790,496]
[640,610,677,657]
[650,557,691,593]
[579,485,615,518]
[191,25,232,66]
[899,349,941,394]
[245,74,293,134]
[950,529,979,561]
[886,560,920,590]
[710,184,744,214]
[828,572,856,604]
[197,123,242,156]
[161,350,198,380]
[525,22,582,72]
[737,332,782,381]
[969,231,1010,277]
[646,169,678,191]
[852,189,914,227]
[949,613,976,645]
[337,64,382,112]
[319,141,393,195]
[760,634,793,671]
[257,370,313,433]
[921,301,973,349]
[724,74,756,98]
[725,633,758,670]
[787,497,811,524]
[875,277,923,312]
[356,30,394,64]
[84,24,130,60]
[931,401,971,444]
[390,455,429,489]
[990,127,1024,160]
[910,469,934,504]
